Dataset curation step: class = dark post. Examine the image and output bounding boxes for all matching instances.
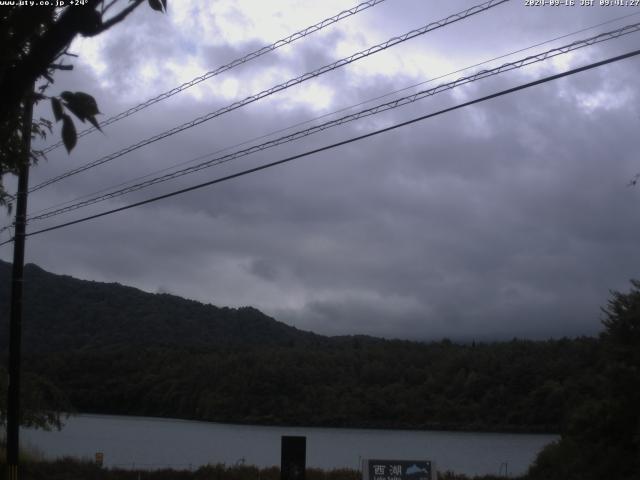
[6,85,34,480]
[281,436,306,480]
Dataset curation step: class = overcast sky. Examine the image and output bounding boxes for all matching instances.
[2,0,640,341]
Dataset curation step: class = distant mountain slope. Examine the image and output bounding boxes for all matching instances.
[0,261,604,433]
[0,260,319,353]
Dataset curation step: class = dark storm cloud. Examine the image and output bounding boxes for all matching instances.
[3,1,640,341]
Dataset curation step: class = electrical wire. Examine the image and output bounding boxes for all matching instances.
[21,21,640,224]
[1,47,636,246]
[4,9,638,230]
[14,8,640,216]
[40,0,391,154]
[29,0,509,193]
[24,9,640,220]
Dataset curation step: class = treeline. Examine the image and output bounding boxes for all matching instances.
[2,261,639,477]
[525,280,640,480]
[24,337,599,432]
[0,260,602,432]
[0,261,320,355]
[1,458,498,480]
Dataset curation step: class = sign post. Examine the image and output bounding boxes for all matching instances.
[364,459,433,480]
[281,436,306,480]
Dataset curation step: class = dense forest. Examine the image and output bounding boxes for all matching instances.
[1,261,639,478]
[0,262,320,353]
[22,338,600,432]
[0,260,599,432]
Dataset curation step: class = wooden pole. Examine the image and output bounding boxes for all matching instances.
[6,84,34,480]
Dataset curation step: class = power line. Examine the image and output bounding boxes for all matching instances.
[22,21,640,224]
[1,47,636,246]
[40,0,391,155]
[18,9,640,217]
[25,10,640,220]
[29,0,509,193]
[5,10,638,228]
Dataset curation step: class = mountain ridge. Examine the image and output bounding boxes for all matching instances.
[0,260,604,434]
[0,260,321,353]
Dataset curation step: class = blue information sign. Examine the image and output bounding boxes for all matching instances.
[367,460,432,480]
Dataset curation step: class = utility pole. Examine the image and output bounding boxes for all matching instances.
[6,84,34,480]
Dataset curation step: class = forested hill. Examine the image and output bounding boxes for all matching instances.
[0,261,603,433]
[0,260,320,353]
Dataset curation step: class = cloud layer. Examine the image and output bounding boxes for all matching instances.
[2,0,640,340]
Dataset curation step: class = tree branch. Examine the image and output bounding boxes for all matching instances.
[101,0,120,15]
[0,0,146,130]
[90,0,145,36]
[50,64,73,71]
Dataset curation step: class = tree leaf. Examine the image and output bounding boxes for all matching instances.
[72,91,100,116]
[51,98,63,122]
[87,115,102,133]
[60,91,85,121]
[61,114,77,153]
[60,91,100,122]
[148,0,164,12]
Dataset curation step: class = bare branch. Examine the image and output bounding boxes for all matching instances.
[53,47,79,61]
[102,0,120,15]
[89,0,145,36]
[50,64,73,71]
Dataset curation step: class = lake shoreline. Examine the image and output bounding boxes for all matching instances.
[70,411,560,436]
[15,457,509,480]
[23,413,557,476]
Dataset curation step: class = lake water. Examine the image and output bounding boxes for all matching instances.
[22,414,557,477]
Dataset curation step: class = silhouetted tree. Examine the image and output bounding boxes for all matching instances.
[0,1,167,429]
[0,0,167,206]
[528,280,640,480]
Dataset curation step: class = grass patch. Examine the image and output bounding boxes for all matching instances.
[0,458,513,480]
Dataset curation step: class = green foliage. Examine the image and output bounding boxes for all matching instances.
[0,438,46,465]
[148,0,167,13]
[50,97,63,121]
[7,262,640,478]
[436,473,505,480]
[60,113,77,153]
[0,365,71,430]
[0,261,600,433]
[526,439,586,480]
[51,89,104,153]
[0,261,318,354]
[59,90,102,132]
[526,280,640,480]
[4,458,502,480]
[0,0,167,205]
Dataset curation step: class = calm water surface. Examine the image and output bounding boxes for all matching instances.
[22,414,557,476]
